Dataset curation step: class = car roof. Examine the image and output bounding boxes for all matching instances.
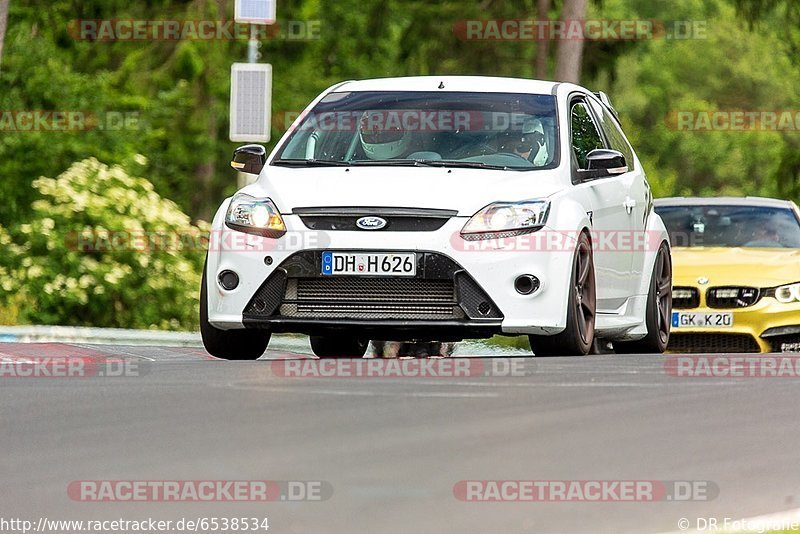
[333,76,563,95]
[654,196,796,209]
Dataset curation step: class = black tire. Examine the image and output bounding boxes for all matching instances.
[529,231,596,356]
[613,242,672,354]
[200,261,270,360]
[310,336,369,359]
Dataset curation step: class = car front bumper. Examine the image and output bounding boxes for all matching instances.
[669,298,800,353]
[205,215,576,338]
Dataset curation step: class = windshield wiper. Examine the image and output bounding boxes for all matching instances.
[349,159,509,169]
[348,159,429,167]
[413,160,510,170]
[273,158,517,170]
[272,159,352,167]
[273,159,430,168]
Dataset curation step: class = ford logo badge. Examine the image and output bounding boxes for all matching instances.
[356,216,387,230]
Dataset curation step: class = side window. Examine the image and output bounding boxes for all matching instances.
[570,102,605,169]
[589,99,635,171]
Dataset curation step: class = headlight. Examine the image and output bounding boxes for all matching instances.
[774,282,800,303]
[461,200,550,241]
[225,194,286,238]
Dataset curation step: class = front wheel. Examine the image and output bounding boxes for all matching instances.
[613,242,672,354]
[310,336,369,359]
[200,262,270,360]
[528,231,596,356]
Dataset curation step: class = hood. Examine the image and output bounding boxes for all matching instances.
[243,166,565,216]
[672,247,800,287]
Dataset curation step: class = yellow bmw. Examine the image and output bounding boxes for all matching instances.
[654,197,800,353]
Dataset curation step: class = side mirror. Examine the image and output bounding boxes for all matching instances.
[578,149,628,181]
[231,144,267,175]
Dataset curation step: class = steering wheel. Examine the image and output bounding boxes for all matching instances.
[495,152,532,162]
[450,144,496,159]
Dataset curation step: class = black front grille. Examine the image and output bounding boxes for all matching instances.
[294,207,457,232]
[299,215,451,232]
[706,286,761,309]
[243,270,286,316]
[672,287,700,309]
[279,277,463,320]
[668,333,761,353]
[762,334,800,353]
[242,251,503,327]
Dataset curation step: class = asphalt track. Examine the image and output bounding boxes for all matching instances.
[1,339,799,534]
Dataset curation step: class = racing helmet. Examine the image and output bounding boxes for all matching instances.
[517,117,549,166]
[359,111,411,160]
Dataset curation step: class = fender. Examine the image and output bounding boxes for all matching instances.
[538,195,593,329]
[635,206,670,297]
[204,198,233,327]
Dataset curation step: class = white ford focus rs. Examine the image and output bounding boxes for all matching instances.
[201,76,672,359]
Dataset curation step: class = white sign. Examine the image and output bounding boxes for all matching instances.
[229,63,272,142]
[234,0,277,25]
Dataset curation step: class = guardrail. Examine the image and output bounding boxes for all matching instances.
[0,325,316,353]
[0,326,526,356]
[0,325,202,347]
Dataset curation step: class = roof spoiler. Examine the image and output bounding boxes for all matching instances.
[593,91,620,120]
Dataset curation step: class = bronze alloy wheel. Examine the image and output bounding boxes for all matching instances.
[573,238,597,347]
[654,246,673,346]
[614,242,672,354]
[529,231,596,356]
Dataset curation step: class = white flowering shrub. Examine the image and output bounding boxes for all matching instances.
[0,158,209,330]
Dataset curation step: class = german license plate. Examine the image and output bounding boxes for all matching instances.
[672,312,733,328]
[321,251,416,276]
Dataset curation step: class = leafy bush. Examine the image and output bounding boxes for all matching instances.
[0,158,209,330]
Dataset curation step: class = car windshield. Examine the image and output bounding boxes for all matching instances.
[273,91,559,171]
[656,204,800,248]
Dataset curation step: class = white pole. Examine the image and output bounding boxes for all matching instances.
[239,26,262,187]
[247,24,260,64]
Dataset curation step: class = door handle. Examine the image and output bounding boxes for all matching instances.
[623,197,636,214]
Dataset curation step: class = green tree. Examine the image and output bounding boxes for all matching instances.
[0,159,208,329]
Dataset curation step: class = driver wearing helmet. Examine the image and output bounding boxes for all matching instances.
[498,117,549,166]
[359,111,412,160]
